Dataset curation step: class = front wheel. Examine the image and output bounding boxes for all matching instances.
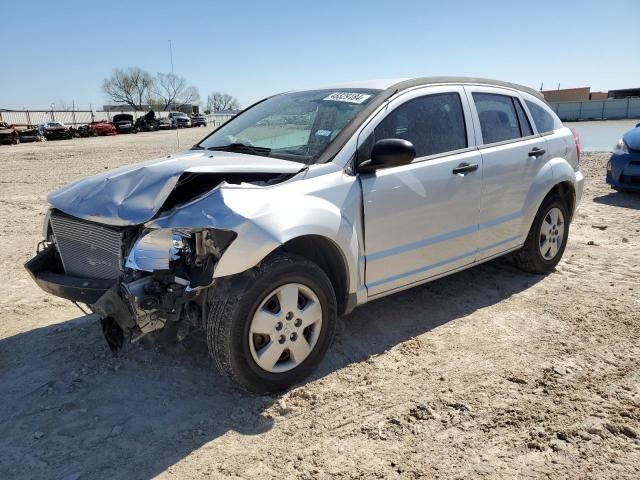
[206,253,337,393]
[513,195,569,274]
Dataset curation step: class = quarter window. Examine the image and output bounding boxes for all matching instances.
[514,99,533,137]
[361,93,467,160]
[473,93,526,144]
[525,100,556,133]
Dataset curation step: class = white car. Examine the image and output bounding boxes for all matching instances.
[26,77,583,393]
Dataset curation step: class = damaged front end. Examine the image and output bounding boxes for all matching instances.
[96,227,236,348]
[25,150,307,352]
[26,211,236,352]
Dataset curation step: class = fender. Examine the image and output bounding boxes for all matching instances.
[518,156,580,240]
[147,170,363,296]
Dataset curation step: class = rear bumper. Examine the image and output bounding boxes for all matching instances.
[24,247,115,304]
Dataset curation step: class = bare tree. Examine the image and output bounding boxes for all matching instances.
[151,73,201,111]
[102,67,155,111]
[207,92,241,112]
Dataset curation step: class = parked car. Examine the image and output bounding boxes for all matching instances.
[0,122,20,145]
[15,124,45,142]
[112,114,136,134]
[25,77,583,393]
[92,121,117,136]
[169,111,191,128]
[77,121,116,137]
[606,123,640,192]
[38,121,73,140]
[157,116,176,130]
[135,110,159,132]
[191,114,207,127]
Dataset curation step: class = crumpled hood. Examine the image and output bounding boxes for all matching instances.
[48,150,306,226]
[623,126,640,151]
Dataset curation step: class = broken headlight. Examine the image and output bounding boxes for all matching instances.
[125,228,191,272]
[125,228,236,291]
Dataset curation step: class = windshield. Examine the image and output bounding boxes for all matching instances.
[198,88,381,163]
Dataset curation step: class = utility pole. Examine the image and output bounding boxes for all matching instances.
[169,40,174,75]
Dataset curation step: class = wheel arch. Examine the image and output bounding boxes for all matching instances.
[278,235,351,316]
[520,158,579,240]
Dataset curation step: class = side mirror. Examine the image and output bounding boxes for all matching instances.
[358,138,416,173]
[636,122,640,128]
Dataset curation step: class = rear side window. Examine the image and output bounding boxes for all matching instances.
[363,93,467,159]
[472,93,525,144]
[525,100,555,133]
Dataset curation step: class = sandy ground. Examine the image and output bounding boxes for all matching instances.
[0,131,638,480]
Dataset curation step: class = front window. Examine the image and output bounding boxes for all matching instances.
[198,89,381,163]
[359,92,468,160]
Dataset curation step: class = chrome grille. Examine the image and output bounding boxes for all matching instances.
[49,213,123,279]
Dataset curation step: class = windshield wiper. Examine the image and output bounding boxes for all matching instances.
[207,143,271,156]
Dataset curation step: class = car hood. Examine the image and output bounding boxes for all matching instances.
[48,150,306,226]
[623,126,640,151]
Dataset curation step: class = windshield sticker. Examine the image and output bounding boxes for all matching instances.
[323,92,372,104]
[315,129,332,137]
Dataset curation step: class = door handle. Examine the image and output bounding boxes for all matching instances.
[452,162,479,175]
[528,147,546,157]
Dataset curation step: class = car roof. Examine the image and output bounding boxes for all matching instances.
[318,76,544,100]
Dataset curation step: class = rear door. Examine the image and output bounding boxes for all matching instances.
[465,86,549,259]
[359,86,482,297]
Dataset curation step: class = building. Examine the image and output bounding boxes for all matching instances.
[607,88,640,99]
[541,87,609,102]
[542,87,590,102]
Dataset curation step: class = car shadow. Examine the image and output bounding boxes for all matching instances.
[0,256,543,479]
[593,190,640,209]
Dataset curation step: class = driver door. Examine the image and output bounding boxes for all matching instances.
[359,86,483,297]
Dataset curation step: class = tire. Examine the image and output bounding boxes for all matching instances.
[206,252,337,393]
[513,195,570,274]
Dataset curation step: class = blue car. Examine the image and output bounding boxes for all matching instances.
[607,123,640,192]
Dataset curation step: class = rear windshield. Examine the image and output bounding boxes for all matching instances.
[197,89,381,164]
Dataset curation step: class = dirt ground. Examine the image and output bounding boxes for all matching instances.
[0,131,638,480]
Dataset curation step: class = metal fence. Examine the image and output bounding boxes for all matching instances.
[0,110,235,128]
[548,98,640,122]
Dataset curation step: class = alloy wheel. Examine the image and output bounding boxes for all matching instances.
[248,283,323,373]
[539,207,565,260]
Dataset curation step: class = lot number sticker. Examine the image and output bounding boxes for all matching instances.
[323,92,372,104]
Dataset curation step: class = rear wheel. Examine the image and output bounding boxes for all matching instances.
[513,195,569,273]
[206,253,337,393]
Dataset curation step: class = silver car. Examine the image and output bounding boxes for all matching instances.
[25,77,584,393]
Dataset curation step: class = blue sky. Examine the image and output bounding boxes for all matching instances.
[3,0,639,109]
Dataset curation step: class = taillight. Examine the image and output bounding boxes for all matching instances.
[570,128,580,166]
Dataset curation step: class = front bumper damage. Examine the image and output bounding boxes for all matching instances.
[25,224,236,352]
[25,246,113,304]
